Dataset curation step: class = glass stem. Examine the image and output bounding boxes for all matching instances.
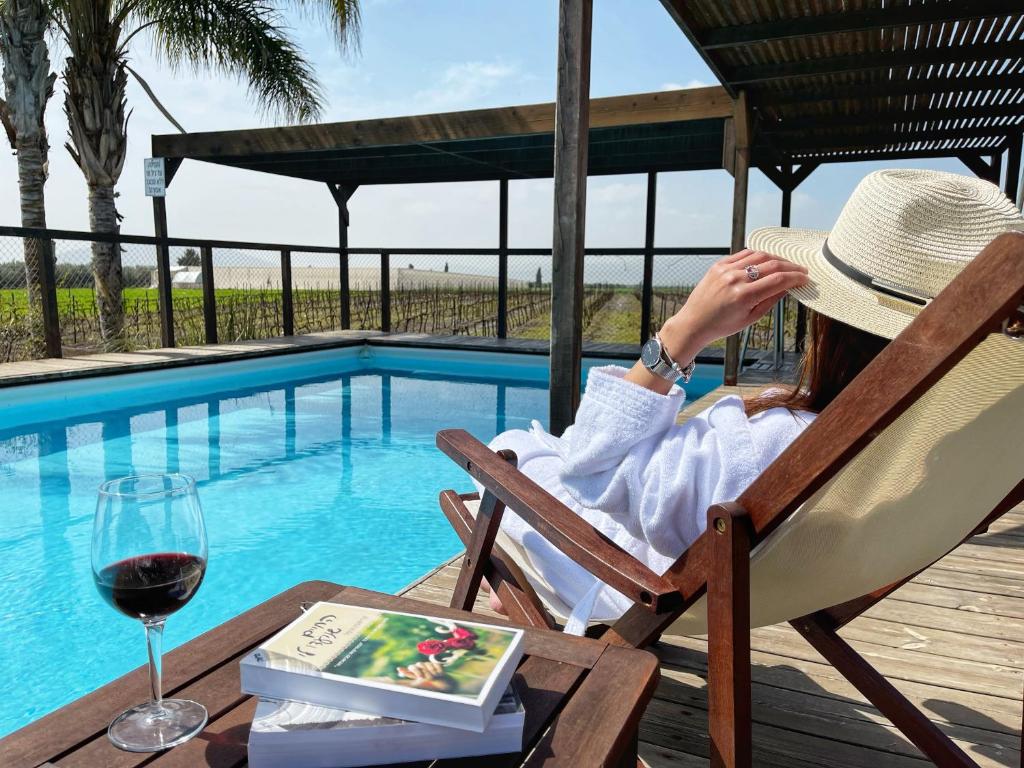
[144,619,165,707]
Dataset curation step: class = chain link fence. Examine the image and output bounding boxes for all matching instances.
[0,229,798,365]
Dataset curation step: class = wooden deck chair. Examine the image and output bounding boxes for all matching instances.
[434,232,1024,768]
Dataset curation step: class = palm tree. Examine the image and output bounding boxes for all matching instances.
[53,0,360,350]
[0,0,58,356]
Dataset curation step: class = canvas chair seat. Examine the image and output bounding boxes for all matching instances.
[466,332,1024,637]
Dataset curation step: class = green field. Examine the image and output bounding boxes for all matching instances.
[0,283,794,364]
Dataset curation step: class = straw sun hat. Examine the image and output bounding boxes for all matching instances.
[747,168,1024,340]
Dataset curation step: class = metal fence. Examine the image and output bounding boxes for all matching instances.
[0,225,798,364]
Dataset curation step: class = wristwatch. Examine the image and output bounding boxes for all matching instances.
[640,333,696,384]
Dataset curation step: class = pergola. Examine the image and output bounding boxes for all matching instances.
[150,87,736,425]
[151,1,1024,434]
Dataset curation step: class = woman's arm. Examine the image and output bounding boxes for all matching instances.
[625,249,808,394]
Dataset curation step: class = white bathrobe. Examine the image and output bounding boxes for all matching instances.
[479,365,815,630]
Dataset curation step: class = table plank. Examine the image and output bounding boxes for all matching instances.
[61,648,253,768]
[1,581,340,768]
[525,645,660,767]
[147,698,258,768]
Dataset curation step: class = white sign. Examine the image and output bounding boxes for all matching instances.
[144,157,166,197]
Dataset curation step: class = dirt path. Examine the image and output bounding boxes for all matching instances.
[583,291,641,344]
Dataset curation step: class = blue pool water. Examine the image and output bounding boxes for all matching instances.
[0,346,721,736]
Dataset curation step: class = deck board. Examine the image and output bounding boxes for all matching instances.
[400,528,1024,767]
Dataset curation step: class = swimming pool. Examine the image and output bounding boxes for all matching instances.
[0,346,722,736]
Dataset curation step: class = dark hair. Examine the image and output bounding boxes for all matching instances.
[745,312,889,417]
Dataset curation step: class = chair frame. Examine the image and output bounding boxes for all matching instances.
[435,233,1024,768]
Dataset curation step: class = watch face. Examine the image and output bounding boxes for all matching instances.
[640,338,662,367]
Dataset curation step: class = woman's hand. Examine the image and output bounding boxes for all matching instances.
[663,249,809,356]
[626,250,808,393]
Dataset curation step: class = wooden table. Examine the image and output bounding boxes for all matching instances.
[1,581,660,768]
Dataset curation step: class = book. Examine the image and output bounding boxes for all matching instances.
[247,687,525,768]
[240,601,525,732]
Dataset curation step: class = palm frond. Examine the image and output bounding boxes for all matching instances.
[129,0,326,123]
[282,0,360,55]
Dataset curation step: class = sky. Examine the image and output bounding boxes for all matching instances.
[0,0,977,257]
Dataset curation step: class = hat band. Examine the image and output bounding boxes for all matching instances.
[822,239,931,306]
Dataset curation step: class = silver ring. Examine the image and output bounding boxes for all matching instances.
[745,264,760,282]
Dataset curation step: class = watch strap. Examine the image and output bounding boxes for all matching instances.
[645,333,695,384]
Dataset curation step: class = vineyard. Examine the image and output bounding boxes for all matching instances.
[0,280,793,363]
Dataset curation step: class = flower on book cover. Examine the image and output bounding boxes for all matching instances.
[416,639,448,655]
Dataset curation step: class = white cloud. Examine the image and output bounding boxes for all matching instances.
[659,78,711,90]
[412,61,519,111]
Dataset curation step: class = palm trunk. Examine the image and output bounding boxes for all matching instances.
[1,0,58,357]
[63,8,129,352]
[16,140,50,308]
[88,184,125,346]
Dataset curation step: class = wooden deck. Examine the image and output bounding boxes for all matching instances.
[401,388,1023,767]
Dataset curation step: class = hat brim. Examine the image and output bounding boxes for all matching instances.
[748,226,926,341]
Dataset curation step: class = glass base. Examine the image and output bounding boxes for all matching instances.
[107,698,208,752]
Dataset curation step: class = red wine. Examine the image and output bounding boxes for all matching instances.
[95,552,206,620]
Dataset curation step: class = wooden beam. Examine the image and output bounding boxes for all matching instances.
[152,87,731,160]
[498,179,509,339]
[790,146,1008,167]
[699,1,1016,49]
[790,163,818,189]
[380,252,391,333]
[775,123,1024,152]
[958,153,1000,183]
[280,249,294,336]
[765,102,1024,131]
[725,91,751,386]
[329,184,357,329]
[152,196,175,348]
[200,245,217,344]
[548,0,593,436]
[640,172,656,345]
[726,40,1024,85]
[1005,133,1022,203]
[34,235,61,358]
[750,73,1024,106]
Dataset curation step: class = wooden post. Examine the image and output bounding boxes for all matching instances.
[640,172,657,344]
[775,180,792,367]
[1005,133,1022,205]
[36,236,61,358]
[339,202,350,329]
[380,251,391,333]
[707,502,753,768]
[329,184,357,330]
[200,245,217,344]
[498,179,509,339]
[152,196,175,348]
[725,91,751,385]
[280,249,294,336]
[549,0,593,435]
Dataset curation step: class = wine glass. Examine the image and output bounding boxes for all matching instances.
[92,473,209,752]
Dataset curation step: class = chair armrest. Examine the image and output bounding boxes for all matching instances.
[436,429,681,613]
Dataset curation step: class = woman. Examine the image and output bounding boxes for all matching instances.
[481,168,1024,633]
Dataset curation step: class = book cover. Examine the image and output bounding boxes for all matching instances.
[240,601,524,732]
[247,688,524,768]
